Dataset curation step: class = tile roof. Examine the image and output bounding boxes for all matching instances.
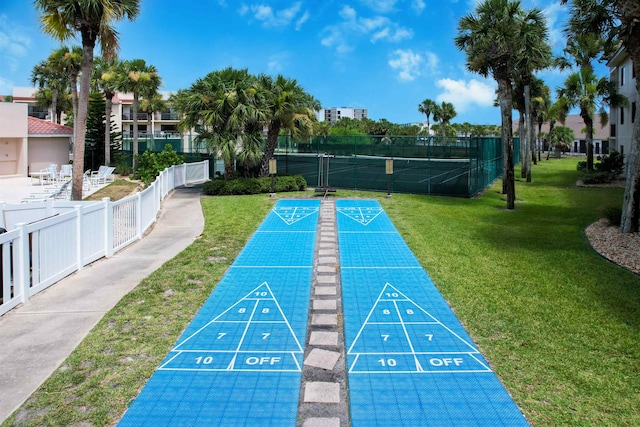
[28,116,73,136]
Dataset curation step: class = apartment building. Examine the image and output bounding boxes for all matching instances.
[316,107,368,124]
[607,47,638,161]
[11,87,185,149]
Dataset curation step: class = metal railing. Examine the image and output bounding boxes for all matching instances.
[0,160,209,316]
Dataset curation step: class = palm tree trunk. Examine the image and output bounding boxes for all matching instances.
[584,113,594,171]
[519,112,526,178]
[260,121,280,177]
[621,48,640,232]
[133,94,139,170]
[104,94,113,166]
[71,74,79,156]
[524,84,532,182]
[71,43,94,201]
[51,88,58,124]
[498,78,516,210]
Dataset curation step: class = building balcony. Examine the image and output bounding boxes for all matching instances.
[122,113,148,121]
[161,113,180,120]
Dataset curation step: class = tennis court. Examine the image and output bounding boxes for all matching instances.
[337,199,528,426]
[118,200,320,426]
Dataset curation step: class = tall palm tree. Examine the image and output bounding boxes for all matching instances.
[557,67,623,171]
[139,90,167,139]
[515,11,551,182]
[257,74,318,177]
[34,0,140,200]
[117,59,161,169]
[418,99,437,135]
[171,67,266,179]
[51,46,83,145]
[92,57,121,166]
[456,0,548,209]
[432,101,457,137]
[31,58,67,124]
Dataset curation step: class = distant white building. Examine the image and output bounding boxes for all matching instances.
[607,47,638,161]
[316,107,368,124]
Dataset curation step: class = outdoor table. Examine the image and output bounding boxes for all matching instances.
[29,171,52,186]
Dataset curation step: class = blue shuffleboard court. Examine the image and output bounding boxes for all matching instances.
[337,200,529,426]
[118,200,320,426]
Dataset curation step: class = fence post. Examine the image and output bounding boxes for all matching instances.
[46,198,54,217]
[104,197,113,258]
[136,193,143,240]
[15,222,29,304]
[75,205,84,269]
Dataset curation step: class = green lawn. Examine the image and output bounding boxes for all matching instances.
[3,157,639,426]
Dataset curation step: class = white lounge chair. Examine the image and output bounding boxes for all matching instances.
[90,166,115,186]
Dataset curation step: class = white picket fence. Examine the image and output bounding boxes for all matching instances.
[0,161,209,316]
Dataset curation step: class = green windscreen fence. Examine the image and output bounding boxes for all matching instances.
[118,134,520,198]
[274,135,520,197]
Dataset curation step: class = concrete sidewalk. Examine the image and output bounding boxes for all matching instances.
[0,186,205,423]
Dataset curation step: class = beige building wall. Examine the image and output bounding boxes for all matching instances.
[27,137,71,173]
[0,103,28,175]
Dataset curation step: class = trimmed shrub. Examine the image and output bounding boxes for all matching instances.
[602,204,622,226]
[580,171,616,184]
[595,150,624,176]
[203,174,308,196]
[576,161,587,171]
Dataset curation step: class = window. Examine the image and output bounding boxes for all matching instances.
[620,66,625,86]
[611,124,616,137]
[633,102,637,124]
[620,107,625,125]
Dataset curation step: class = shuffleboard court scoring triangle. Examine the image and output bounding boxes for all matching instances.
[272,206,320,225]
[337,206,383,226]
[158,282,305,372]
[347,283,493,374]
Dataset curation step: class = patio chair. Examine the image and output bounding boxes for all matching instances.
[59,164,72,181]
[45,164,58,185]
[90,166,115,186]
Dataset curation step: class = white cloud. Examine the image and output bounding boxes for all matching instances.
[296,11,310,31]
[244,2,308,29]
[412,0,426,15]
[358,0,399,13]
[436,78,496,113]
[321,5,412,53]
[0,15,30,81]
[543,1,568,51]
[267,52,290,73]
[0,15,30,59]
[388,49,440,81]
[389,49,423,82]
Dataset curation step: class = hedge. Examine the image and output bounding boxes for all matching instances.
[203,175,307,196]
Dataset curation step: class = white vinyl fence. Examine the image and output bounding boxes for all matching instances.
[0,160,209,316]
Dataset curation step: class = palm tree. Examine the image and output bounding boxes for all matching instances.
[418,99,437,135]
[557,67,623,171]
[117,59,161,170]
[51,46,83,145]
[456,0,548,209]
[561,0,640,232]
[170,67,266,179]
[550,125,575,156]
[432,101,456,137]
[139,91,167,140]
[258,74,318,177]
[92,57,121,166]
[515,13,551,182]
[31,58,67,124]
[34,0,140,200]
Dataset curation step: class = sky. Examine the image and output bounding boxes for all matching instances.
[0,0,610,125]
